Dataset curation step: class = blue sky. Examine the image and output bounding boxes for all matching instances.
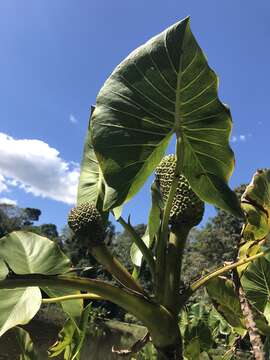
[0,1,269,233]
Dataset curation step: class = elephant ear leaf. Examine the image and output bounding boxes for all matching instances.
[77,106,105,211]
[91,17,242,217]
[241,169,270,241]
[78,106,117,218]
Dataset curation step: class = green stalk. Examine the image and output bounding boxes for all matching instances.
[117,216,155,278]
[189,249,270,293]
[0,274,181,353]
[90,244,144,294]
[163,226,190,314]
[156,135,183,302]
[42,293,102,303]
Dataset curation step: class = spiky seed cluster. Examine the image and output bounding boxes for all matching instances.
[155,155,204,227]
[68,202,105,246]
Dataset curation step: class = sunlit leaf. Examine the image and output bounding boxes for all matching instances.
[0,260,8,280]
[241,254,270,320]
[91,17,242,217]
[237,240,263,276]
[77,107,105,211]
[49,318,77,359]
[49,304,92,360]
[241,169,270,241]
[71,303,92,360]
[0,231,70,275]
[0,287,41,337]
[14,327,38,360]
[130,231,150,267]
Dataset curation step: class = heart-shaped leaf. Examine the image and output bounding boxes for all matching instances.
[0,232,78,337]
[77,107,105,210]
[91,17,241,217]
[241,254,270,320]
[241,169,270,241]
[0,287,41,337]
[206,277,246,336]
[0,231,70,275]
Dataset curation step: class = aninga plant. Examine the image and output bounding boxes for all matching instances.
[0,17,270,360]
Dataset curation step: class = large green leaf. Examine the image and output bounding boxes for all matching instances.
[14,327,38,360]
[77,107,105,209]
[0,287,41,336]
[241,169,270,241]
[241,254,270,319]
[206,277,246,335]
[0,231,70,275]
[0,232,75,337]
[91,17,241,217]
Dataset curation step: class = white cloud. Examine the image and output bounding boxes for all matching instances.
[0,198,17,206]
[0,132,80,205]
[239,135,246,142]
[231,134,250,143]
[69,114,78,124]
[0,175,7,192]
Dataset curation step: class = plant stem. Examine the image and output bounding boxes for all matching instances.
[42,293,102,303]
[189,249,270,293]
[90,244,144,294]
[117,216,155,278]
[0,274,181,353]
[156,136,182,302]
[163,226,190,314]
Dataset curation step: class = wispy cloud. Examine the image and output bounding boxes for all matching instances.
[0,132,80,205]
[231,134,251,143]
[0,198,17,206]
[69,114,78,124]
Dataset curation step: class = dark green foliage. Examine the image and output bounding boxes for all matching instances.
[0,204,41,238]
[68,202,105,246]
[155,154,204,228]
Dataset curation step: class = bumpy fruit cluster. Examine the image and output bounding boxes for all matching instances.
[68,202,105,246]
[155,155,204,227]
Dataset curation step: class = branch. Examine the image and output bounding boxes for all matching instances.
[190,249,270,293]
[90,244,145,295]
[0,274,180,351]
[163,227,189,314]
[42,293,102,304]
[117,216,155,278]
[156,135,182,301]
